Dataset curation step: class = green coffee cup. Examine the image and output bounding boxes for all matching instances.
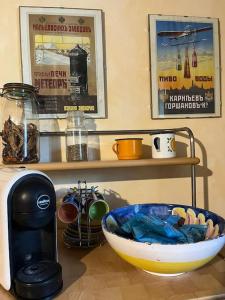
[88,199,109,221]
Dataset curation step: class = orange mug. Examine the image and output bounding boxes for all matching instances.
[112,138,143,160]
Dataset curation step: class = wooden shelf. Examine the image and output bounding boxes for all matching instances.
[0,157,200,171]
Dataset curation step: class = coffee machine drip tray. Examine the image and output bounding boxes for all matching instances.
[14,260,62,299]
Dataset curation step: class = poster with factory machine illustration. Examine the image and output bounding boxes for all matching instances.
[20,7,106,119]
[149,15,220,118]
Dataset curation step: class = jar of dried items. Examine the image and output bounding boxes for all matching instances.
[0,83,39,164]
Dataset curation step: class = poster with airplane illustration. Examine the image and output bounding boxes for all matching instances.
[149,15,221,118]
[20,7,105,119]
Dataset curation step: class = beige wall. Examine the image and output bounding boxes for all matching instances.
[0,0,225,217]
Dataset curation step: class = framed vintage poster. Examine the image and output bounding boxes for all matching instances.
[19,6,106,119]
[149,15,221,119]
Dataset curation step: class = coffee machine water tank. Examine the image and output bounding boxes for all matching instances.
[0,168,62,299]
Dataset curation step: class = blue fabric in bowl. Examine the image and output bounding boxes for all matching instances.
[102,204,225,244]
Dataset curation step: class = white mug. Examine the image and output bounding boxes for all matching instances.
[151,133,176,158]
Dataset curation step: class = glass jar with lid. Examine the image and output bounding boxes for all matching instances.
[0,83,40,164]
[65,110,88,161]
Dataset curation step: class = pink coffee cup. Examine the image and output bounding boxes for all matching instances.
[57,196,80,224]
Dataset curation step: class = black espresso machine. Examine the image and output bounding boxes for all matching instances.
[0,168,62,299]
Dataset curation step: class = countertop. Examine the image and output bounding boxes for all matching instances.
[0,233,225,300]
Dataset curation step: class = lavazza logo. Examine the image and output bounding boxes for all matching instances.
[37,194,51,210]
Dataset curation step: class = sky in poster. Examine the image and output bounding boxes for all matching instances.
[156,20,214,90]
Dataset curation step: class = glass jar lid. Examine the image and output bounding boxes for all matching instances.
[3,83,37,93]
[2,83,38,100]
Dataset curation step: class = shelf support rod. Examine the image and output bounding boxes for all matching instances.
[0,126,197,207]
[36,127,197,207]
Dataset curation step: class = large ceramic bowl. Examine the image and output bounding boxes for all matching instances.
[102,204,225,276]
